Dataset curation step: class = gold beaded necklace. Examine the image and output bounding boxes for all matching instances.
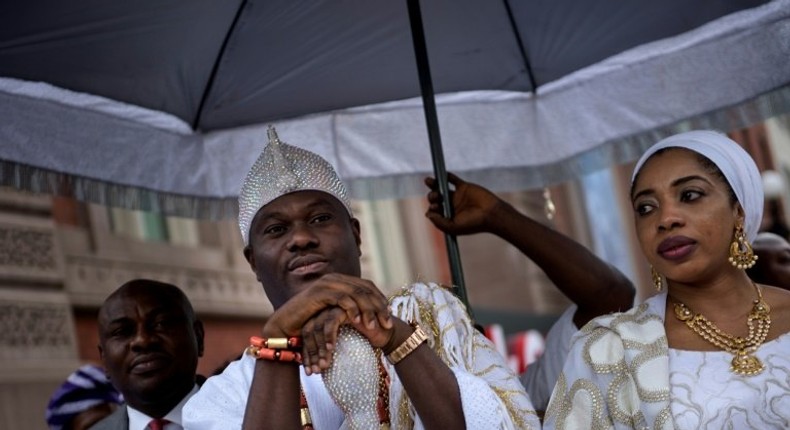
[672,282,771,376]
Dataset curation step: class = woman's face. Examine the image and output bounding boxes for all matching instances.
[631,148,741,285]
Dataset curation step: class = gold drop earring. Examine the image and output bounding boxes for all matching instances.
[728,221,758,269]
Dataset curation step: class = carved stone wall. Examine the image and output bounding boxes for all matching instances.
[0,226,55,269]
[0,288,80,430]
[0,206,76,380]
[0,288,79,380]
[0,213,63,283]
[0,192,74,429]
[64,254,270,316]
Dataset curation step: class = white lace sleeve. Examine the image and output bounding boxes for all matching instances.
[542,326,618,430]
[388,282,541,429]
[182,352,254,430]
[543,300,673,430]
[520,304,578,411]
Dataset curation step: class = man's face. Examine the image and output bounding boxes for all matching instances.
[752,233,790,289]
[244,190,362,309]
[97,283,204,411]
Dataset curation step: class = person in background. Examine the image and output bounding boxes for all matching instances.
[183,126,540,429]
[544,130,790,429]
[425,173,635,413]
[90,279,204,430]
[45,364,123,430]
[748,231,790,289]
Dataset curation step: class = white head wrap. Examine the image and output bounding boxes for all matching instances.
[238,126,353,245]
[631,130,763,242]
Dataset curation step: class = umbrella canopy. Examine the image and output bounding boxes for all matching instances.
[1,0,788,218]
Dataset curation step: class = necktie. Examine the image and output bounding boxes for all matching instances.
[148,418,169,430]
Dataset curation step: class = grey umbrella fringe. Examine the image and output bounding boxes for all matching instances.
[0,161,237,220]
[0,84,787,220]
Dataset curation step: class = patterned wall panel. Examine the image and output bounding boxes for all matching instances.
[0,213,63,283]
[63,254,271,316]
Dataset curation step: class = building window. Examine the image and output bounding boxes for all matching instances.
[108,208,199,246]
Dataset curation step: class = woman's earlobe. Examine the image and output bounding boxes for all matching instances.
[735,203,746,218]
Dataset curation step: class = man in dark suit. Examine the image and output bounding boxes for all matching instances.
[90,279,204,430]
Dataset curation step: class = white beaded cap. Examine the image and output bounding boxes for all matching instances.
[238,126,353,245]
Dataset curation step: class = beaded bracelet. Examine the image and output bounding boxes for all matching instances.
[249,336,303,350]
[246,346,303,363]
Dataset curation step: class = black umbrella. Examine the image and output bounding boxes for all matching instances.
[1,0,788,309]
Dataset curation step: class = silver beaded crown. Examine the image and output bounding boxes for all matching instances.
[237,126,353,245]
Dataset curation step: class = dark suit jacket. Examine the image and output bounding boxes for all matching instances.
[88,406,129,430]
[87,380,202,430]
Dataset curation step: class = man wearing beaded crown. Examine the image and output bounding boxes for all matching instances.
[183,126,539,429]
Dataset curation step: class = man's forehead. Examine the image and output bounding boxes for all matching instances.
[258,190,347,216]
[755,234,790,249]
[99,288,183,321]
[761,241,790,253]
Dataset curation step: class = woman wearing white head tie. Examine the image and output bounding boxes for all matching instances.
[544,130,790,429]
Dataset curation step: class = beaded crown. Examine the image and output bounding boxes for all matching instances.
[237,126,353,245]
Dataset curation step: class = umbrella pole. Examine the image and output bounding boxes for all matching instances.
[406,0,472,317]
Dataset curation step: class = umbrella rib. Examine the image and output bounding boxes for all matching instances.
[501,0,537,91]
[192,0,249,131]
